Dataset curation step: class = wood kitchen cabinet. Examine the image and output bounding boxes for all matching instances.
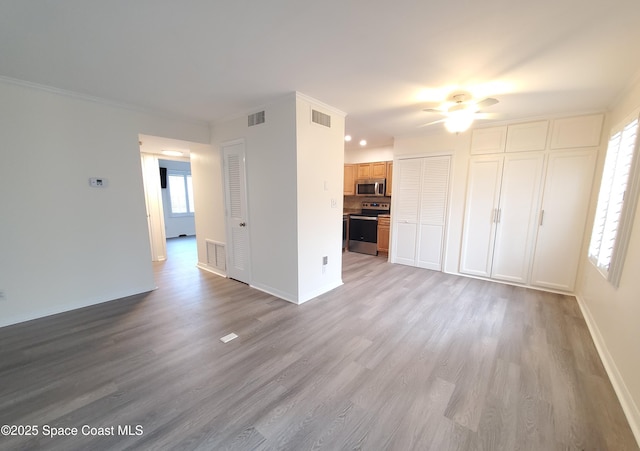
[385,161,393,196]
[357,162,387,179]
[377,215,390,254]
[344,164,356,195]
[371,161,387,178]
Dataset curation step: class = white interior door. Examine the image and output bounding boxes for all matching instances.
[223,141,251,284]
[140,153,167,262]
[459,156,503,277]
[530,149,596,291]
[490,152,544,283]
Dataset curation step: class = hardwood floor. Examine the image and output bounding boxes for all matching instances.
[0,236,637,450]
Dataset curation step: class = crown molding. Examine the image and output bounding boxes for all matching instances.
[0,75,209,128]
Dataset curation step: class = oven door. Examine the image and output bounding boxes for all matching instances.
[349,215,378,255]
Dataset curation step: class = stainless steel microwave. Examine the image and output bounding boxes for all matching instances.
[356,179,386,196]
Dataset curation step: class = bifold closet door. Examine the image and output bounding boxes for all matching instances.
[416,156,451,270]
[392,155,451,270]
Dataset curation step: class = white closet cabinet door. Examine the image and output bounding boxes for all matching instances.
[531,149,596,291]
[392,158,421,266]
[417,155,451,270]
[460,156,504,277]
[491,153,544,283]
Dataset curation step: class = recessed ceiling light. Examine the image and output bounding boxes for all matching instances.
[344,135,352,142]
[359,140,367,146]
[161,150,183,157]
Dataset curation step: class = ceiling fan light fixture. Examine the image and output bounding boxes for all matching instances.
[444,109,475,133]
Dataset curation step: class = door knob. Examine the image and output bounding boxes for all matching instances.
[239,222,246,227]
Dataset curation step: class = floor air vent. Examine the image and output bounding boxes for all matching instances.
[206,240,226,272]
[248,110,265,127]
[311,109,331,128]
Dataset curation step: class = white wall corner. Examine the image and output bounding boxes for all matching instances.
[196,262,227,278]
[575,294,640,447]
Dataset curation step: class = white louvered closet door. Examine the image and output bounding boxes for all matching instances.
[392,155,451,270]
[393,158,421,266]
[223,141,251,284]
[417,156,451,270]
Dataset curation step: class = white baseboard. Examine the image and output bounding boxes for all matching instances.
[575,294,640,447]
[196,262,226,278]
[250,282,298,304]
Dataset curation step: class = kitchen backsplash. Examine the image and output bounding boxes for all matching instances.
[344,195,391,212]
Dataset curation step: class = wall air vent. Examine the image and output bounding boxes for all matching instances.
[248,110,265,127]
[206,240,226,272]
[312,109,331,128]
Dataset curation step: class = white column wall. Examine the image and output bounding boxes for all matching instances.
[211,94,299,302]
[295,94,345,303]
[0,79,210,327]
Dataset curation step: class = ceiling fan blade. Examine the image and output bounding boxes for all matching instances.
[475,97,499,109]
[418,118,446,128]
[422,108,446,114]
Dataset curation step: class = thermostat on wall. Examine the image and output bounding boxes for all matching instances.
[89,177,108,188]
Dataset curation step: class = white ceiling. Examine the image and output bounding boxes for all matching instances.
[2,1,639,149]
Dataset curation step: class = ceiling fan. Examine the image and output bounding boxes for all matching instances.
[421,91,499,133]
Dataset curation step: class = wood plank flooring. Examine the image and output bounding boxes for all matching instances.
[0,236,637,450]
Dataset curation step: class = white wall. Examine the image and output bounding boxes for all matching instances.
[0,79,210,327]
[158,159,196,238]
[210,92,345,304]
[211,94,299,301]
[295,94,345,303]
[190,143,226,274]
[576,78,640,442]
[344,145,394,164]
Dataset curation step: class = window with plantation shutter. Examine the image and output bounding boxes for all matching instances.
[588,114,640,286]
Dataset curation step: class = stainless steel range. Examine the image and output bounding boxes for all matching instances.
[349,202,390,255]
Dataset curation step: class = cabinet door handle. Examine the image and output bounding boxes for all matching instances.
[539,210,545,226]
[497,208,502,223]
[239,222,246,227]
[493,208,498,223]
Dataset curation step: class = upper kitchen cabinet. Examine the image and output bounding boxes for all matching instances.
[471,126,507,154]
[550,114,604,149]
[385,161,393,196]
[357,162,387,179]
[344,164,356,195]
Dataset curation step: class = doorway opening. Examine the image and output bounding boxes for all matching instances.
[139,134,197,267]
